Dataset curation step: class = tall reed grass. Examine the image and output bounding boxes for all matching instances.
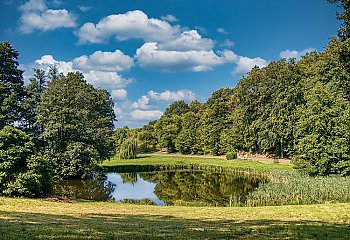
[246,170,350,206]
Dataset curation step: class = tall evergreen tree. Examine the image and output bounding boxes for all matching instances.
[0,42,24,129]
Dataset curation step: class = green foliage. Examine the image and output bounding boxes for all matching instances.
[154,115,182,153]
[0,126,52,197]
[137,122,158,153]
[226,151,237,160]
[0,42,24,128]
[175,112,201,154]
[119,139,137,159]
[37,72,115,179]
[164,100,189,116]
[22,69,46,139]
[328,0,350,41]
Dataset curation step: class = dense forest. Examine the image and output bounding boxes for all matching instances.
[115,0,350,176]
[0,0,349,199]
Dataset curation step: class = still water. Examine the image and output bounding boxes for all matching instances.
[54,170,264,206]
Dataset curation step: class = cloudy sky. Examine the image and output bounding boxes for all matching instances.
[0,0,339,128]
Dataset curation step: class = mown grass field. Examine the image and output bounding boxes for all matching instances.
[0,197,350,239]
[102,154,293,172]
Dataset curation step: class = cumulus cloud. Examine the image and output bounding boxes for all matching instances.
[148,90,196,101]
[111,89,127,100]
[231,55,269,76]
[161,14,178,22]
[76,10,180,44]
[132,95,150,110]
[19,0,76,33]
[135,42,235,72]
[159,30,214,51]
[279,48,315,60]
[32,54,132,90]
[130,110,163,121]
[72,50,134,72]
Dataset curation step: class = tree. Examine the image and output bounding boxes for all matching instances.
[154,115,182,153]
[164,100,189,116]
[22,69,46,142]
[119,138,137,159]
[198,88,234,155]
[328,0,350,41]
[0,42,24,129]
[37,72,115,179]
[0,126,52,197]
[293,39,350,175]
[175,112,201,154]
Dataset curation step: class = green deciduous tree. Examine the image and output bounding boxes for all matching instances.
[37,72,115,179]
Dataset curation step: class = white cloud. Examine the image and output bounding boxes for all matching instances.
[161,14,178,22]
[132,96,150,110]
[159,30,214,51]
[148,90,196,102]
[217,28,228,34]
[135,42,235,72]
[33,54,132,90]
[279,48,315,60]
[76,10,180,44]
[232,55,269,76]
[130,110,163,121]
[19,0,76,33]
[72,50,134,72]
[111,89,127,100]
[220,39,234,48]
[78,5,91,12]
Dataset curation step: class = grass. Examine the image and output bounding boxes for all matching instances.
[101,154,293,172]
[0,197,350,239]
[247,171,350,206]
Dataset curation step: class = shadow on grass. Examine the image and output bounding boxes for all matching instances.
[0,210,349,239]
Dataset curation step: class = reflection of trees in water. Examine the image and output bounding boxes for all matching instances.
[140,171,262,206]
[119,173,138,185]
[54,174,115,201]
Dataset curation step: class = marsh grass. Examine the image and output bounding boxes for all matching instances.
[246,171,350,206]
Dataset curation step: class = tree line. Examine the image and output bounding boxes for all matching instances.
[0,43,115,197]
[116,0,350,176]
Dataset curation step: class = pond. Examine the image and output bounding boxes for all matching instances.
[54,170,265,206]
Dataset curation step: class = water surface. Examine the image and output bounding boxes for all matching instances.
[54,170,264,206]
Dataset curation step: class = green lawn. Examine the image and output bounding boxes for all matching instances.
[0,197,349,239]
[102,154,293,172]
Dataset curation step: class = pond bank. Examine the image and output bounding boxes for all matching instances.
[0,197,349,239]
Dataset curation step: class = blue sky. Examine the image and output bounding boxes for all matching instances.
[0,0,340,128]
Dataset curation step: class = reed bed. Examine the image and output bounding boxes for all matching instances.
[246,170,350,206]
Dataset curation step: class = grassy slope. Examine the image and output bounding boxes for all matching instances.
[102,154,293,172]
[1,197,350,239]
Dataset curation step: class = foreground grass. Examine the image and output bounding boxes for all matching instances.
[102,154,293,172]
[0,197,349,239]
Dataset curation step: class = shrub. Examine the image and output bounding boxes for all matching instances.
[226,151,237,160]
[0,126,52,197]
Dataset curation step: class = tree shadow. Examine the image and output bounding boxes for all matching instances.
[0,210,349,239]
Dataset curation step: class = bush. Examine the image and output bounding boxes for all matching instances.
[0,126,52,197]
[119,139,137,159]
[226,151,237,160]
